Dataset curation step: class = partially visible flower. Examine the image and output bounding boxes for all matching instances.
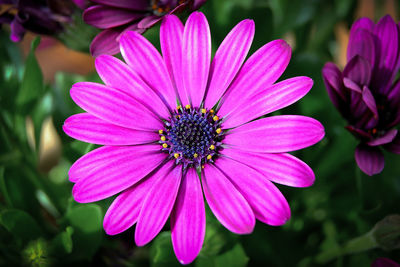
[372,258,400,267]
[82,0,206,57]
[322,15,400,176]
[0,0,79,42]
[63,12,324,264]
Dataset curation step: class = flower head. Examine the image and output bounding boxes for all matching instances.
[63,12,324,264]
[0,0,78,42]
[322,15,400,176]
[82,0,206,57]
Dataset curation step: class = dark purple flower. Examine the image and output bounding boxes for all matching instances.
[82,0,207,57]
[372,258,400,267]
[322,15,400,176]
[0,0,78,41]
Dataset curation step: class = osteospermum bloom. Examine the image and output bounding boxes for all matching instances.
[322,15,400,176]
[63,12,324,264]
[82,0,206,56]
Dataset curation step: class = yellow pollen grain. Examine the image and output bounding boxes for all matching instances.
[201,165,205,169]
[185,104,191,109]
[207,155,212,160]
[210,109,214,114]
[216,128,222,134]
[174,153,180,159]
[193,153,198,158]
[209,145,215,150]
[158,129,163,134]
[201,109,206,114]
[160,136,166,141]
[162,143,168,148]
[213,116,219,121]
[176,105,181,110]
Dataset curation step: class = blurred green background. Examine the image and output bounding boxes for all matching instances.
[0,0,399,266]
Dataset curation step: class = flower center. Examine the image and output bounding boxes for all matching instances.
[151,0,185,15]
[159,105,224,168]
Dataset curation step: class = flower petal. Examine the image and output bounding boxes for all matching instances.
[71,145,166,202]
[221,148,315,188]
[83,5,142,29]
[103,173,158,235]
[95,55,170,119]
[91,0,149,10]
[63,113,158,145]
[171,168,205,265]
[343,55,371,86]
[223,76,313,128]
[182,11,211,107]
[216,157,291,226]
[135,161,182,246]
[355,144,384,176]
[70,82,163,131]
[160,15,186,104]
[384,132,400,154]
[347,28,375,66]
[202,164,255,234]
[204,19,255,109]
[224,115,325,153]
[90,28,121,57]
[368,129,398,146]
[138,15,161,29]
[362,86,378,118]
[218,39,291,118]
[120,31,177,109]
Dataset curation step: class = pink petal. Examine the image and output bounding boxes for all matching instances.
[90,29,121,57]
[70,82,163,131]
[362,86,378,118]
[63,113,158,145]
[135,161,182,246]
[368,129,398,146]
[347,28,375,66]
[103,173,158,235]
[182,11,211,107]
[355,144,384,176]
[224,115,325,153]
[202,164,255,234]
[95,55,170,119]
[160,15,186,104]
[204,19,255,109]
[120,31,177,109]
[83,5,142,29]
[71,145,166,203]
[221,148,315,187]
[223,76,313,128]
[171,168,205,265]
[218,39,291,118]
[138,15,161,29]
[216,157,291,226]
[91,0,149,10]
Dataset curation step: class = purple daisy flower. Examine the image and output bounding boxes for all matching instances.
[63,12,324,264]
[322,15,400,176]
[82,0,206,57]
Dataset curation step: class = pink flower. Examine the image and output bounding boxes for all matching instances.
[63,12,324,264]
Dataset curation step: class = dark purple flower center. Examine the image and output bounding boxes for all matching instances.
[159,106,224,168]
[151,0,184,15]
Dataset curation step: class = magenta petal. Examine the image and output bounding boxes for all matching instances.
[70,82,163,131]
[343,77,362,93]
[362,86,378,118]
[103,173,158,235]
[202,164,255,234]
[218,39,291,118]
[135,161,182,246]
[223,76,313,128]
[95,55,170,119]
[63,113,158,145]
[71,145,166,202]
[138,15,161,29]
[182,11,211,107]
[204,19,255,109]
[343,55,371,86]
[355,144,384,176]
[221,148,315,188]
[120,31,177,109]
[347,28,375,66]
[160,15,186,104]
[384,132,400,154]
[91,0,149,10]
[371,257,400,267]
[90,29,121,57]
[83,5,141,29]
[171,168,205,265]
[224,115,325,153]
[368,129,398,146]
[216,157,291,226]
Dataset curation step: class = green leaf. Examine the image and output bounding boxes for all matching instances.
[149,231,180,267]
[50,226,74,256]
[214,244,249,267]
[65,204,103,260]
[0,209,42,244]
[16,37,43,113]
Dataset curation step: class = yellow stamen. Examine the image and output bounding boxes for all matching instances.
[201,165,205,169]
[201,108,207,114]
[209,145,215,150]
[193,153,198,158]
[185,104,191,109]
[207,155,212,160]
[160,136,166,141]
[158,129,163,134]
[216,128,222,134]
[174,153,180,159]
[176,105,181,110]
[213,116,219,121]
[210,109,214,114]
[162,143,168,148]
